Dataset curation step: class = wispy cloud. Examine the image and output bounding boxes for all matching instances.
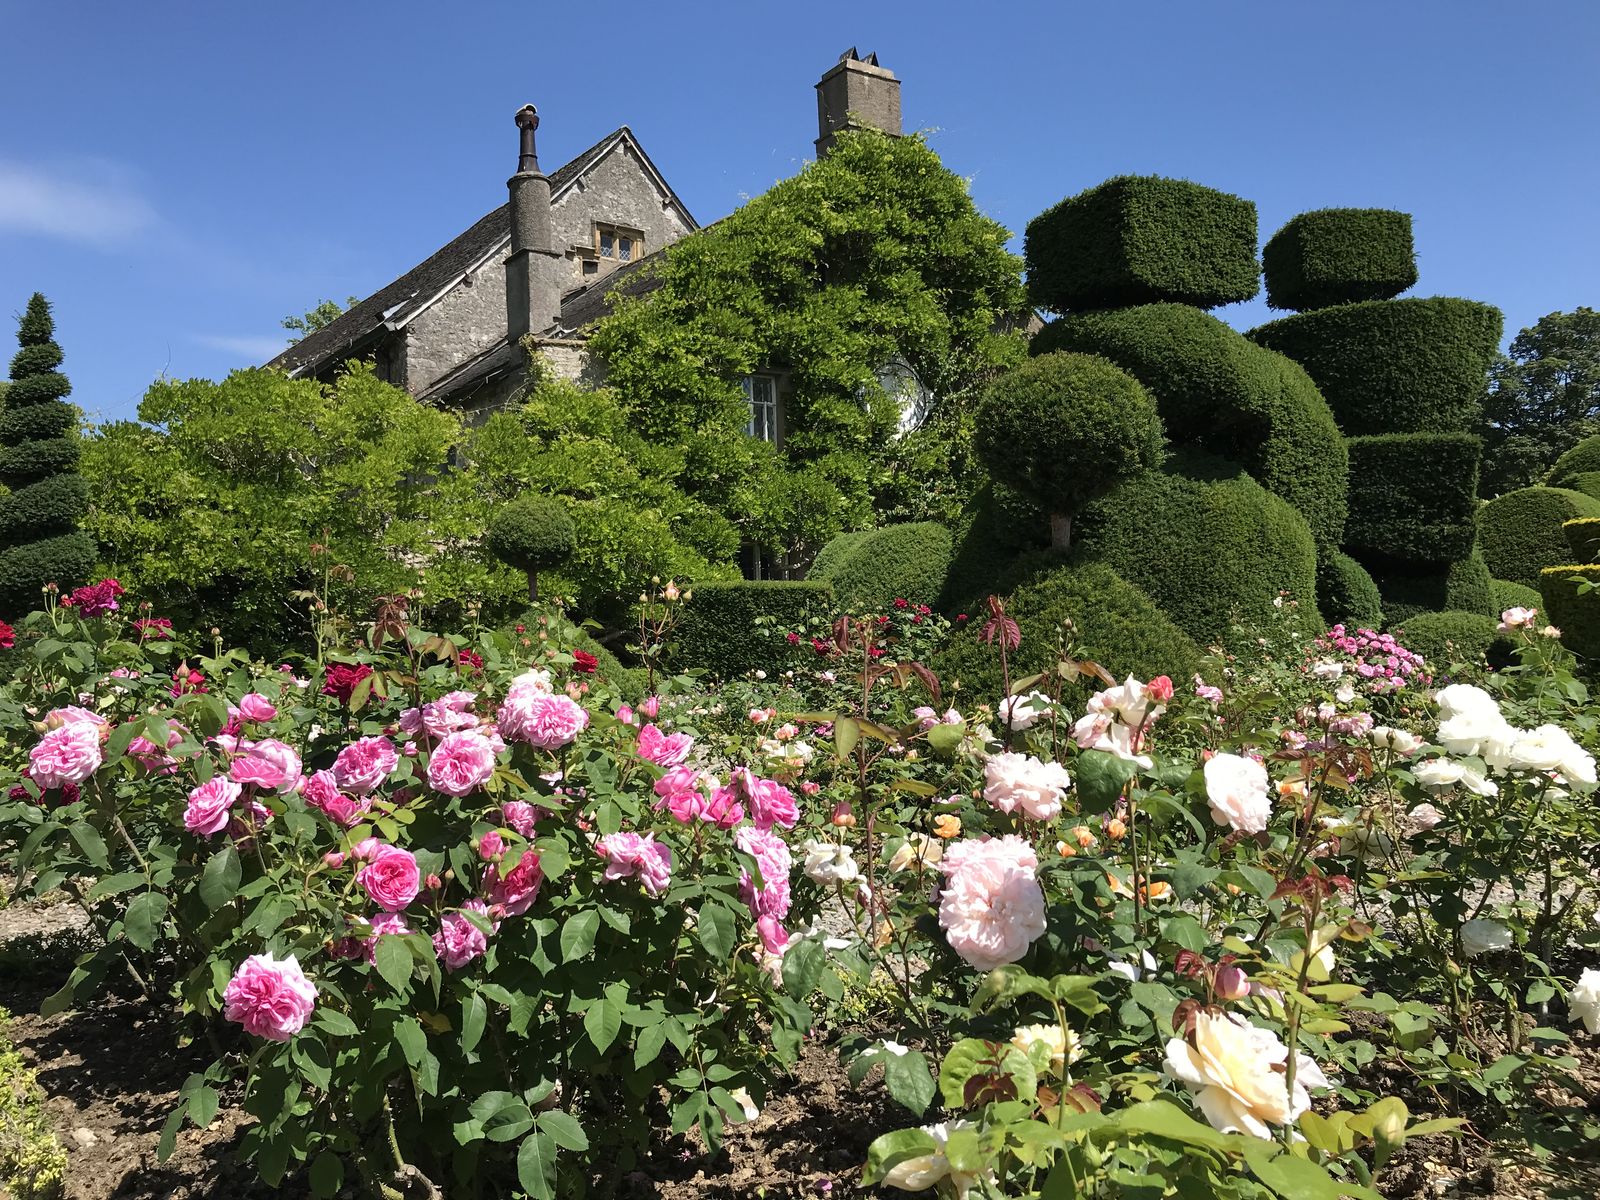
[191,333,289,360]
[0,158,159,245]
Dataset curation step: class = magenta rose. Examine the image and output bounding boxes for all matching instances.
[230,738,302,794]
[596,832,673,897]
[636,723,693,767]
[321,663,372,704]
[735,825,792,920]
[333,736,399,795]
[360,912,411,963]
[484,852,544,916]
[499,800,538,838]
[237,693,278,723]
[184,776,242,835]
[433,907,489,971]
[29,722,103,790]
[222,952,317,1041]
[426,731,497,797]
[302,769,370,827]
[356,845,421,912]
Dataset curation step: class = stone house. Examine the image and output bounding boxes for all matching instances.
[268,50,906,434]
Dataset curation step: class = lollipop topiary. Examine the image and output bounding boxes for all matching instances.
[486,496,576,602]
[974,351,1165,550]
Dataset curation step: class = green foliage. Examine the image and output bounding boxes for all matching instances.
[1343,432,1482,563]
[1025,175,1260,312]
[1559,470,1600,500]
[1262,208,1418,311]
[1369,551,1495,626]
[82,364,460,646]
[1250,297,1503,434]
[1393,609,1515,670]
[1545,432,1600,489]
[807,522,953,610]
[1317,550,1383,628]
[281,296,356,343]
[1539,564,1600,658]
[1480,308,1600,496]
[1490,578,1542,615]
[486,497,576,596]
[671,580,834,678]
[805,528,871,581]
[933,558,1201,697]
[0,1008,67,1200]
[1074,465,1319,647]
[1478,485,1600,588]
[589,128,1027,537]
[937,482,1050,615]
[1,292,89,612]
[974,352,1165,536]
[1035,304,1349,547]
[1563,518,1600,564]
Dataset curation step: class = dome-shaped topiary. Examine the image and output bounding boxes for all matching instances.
[1393,610,1516,672]
[975,352,1165,549]
[1547,435,1600,490]
[1479,486,1600,588]
[486,496,576,601]
[1317,551,1383,628]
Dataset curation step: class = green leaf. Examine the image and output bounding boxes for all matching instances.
[68,822,111,870]
[394,1016,428,1067]
[560,910,600,962]
[925,721,966,756]
[1073,750,1137,811]
[375,935,414,994]
[585,998,621,1053]
[1242,1137,1379,1199]
[634,1022,668,1069]
[536,1110,589,1152]
[516,1131,557,1200]
[781,938,826,999]
[834,715,860,759]
[123,891,168,951]
[186,1084,219,1129]
[454,993,486,1056]
[1110,1099,1233,1151]
[199,844,241,910]
[316,1010,359,1038]
[697,902,735,960]
[85,871,146,901]
[157,1103,185,1162]
[882,1048,936,1116]
[862,1127,939,1186]
[309,1151,344,1198]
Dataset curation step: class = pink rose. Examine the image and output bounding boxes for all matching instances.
[727,768,797,831]
[756,916,791,955]
[184,776,242,836]
[596,832,674,897]
[400,690,480,741]
[478,830,506,861]
[637,723,693,767]
[616,705,636,725]
[640,696,661,719]
[735,825,792,919]
[500,692,589,750]
[44,705,107,732]
[29,723,103,789]
[500,801,538,838]
[223,953,317,1041]
[433,907,489,971]
[352,836,381,861]
[302,769,370,827]
[357,845,421,912]
[237,693,278,723]
[230,738,302,794]
[360,912,411,962]
[333,736,399,795]
[323,851,346,868]
[484,852,544,916]
[426,731,498,797]
[938,836,1047,971]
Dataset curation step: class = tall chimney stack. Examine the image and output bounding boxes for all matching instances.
[505,104,564,340]
[815,49,902,156]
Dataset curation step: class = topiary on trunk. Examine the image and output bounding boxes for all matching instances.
[486,496,576,602]
[0,294,93,613]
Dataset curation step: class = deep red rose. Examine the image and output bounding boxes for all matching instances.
[458,648,485,674]
[67,578,125,617]
[322,663,373,703]
[133,616,173,641]
[572,650,599,674]
[0,619,14,650]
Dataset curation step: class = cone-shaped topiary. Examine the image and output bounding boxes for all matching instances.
[486,496,576,602]
[974,352,1165,550]
[0,293,93,613]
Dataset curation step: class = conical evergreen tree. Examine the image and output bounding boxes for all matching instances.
[0,294,94,613]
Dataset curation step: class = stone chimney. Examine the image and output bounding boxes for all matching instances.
[815,48,902,156]
[505,105,564,340]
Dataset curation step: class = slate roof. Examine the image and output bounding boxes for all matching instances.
[267,127,687,377]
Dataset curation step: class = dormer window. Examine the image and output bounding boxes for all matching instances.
[596,224,641,263]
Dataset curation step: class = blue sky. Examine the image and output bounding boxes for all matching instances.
[2,1,1597,422]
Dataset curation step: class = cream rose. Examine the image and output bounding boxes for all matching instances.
[1164,1011,1329,1138]
[1569,968,1600,1035]
[984,751,1071,822]
[1203,753,1271,834]
[1010,1022,1082,1077]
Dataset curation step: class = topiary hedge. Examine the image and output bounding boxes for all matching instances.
[1479,486,1600,588]
[1342,432,1482,563]
[1317,550,1383,628]
[1248,297,1503,434]
[0,475,90,542]
[938,483,1049,616]
[1558,471,1600,501]
[1564,518,1600,565]
[486,496,577,602]
[1545,434,1600,489]
[0,401,74,444]
[1024,176,1260,313]
[1539,565,1600,659]
[0,437,79,484]
[933,559,1201,699]
[806,528,872,581]
[1262,208,1418,311]
[1490,578,1543,617]
[1393,610,1516,672]
[807,521,953,610]
[1073,465,1318,647]
[0,531,95,615]
[671,580,834,679]
[1034,304,1349,547]
[1368,551,1495,626]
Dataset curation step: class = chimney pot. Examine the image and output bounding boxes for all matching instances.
[506,103,561,340]
[815,51,902,156]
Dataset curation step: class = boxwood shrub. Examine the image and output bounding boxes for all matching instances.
[1368,551,1494,626]
[1393,610,1516,671]
[1035,304,1348,547]
[805,529,872,581]
[0,474,90,542]
[1559,471,1600,501]
[1342,432,1482,563]
[807,522,953,611]
[1479,486,1600,588]
[938,483,1049,615]
[933,559,1201,698]
[1024,176,1259,313]
[1249,297,1503,434]
[1262,208,1418,311]
[1074,465,1318,647]
[1490,578,1543,616]
[1546,435,1600,489]
[1564,518,1600,564]
[0,530,97,613]
[1540,565,1600,659]
[1317,550,1383,628]
[671,580,834,680]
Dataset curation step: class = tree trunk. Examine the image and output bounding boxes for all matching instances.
[527,570,539,603]
[1049,511,1073,550]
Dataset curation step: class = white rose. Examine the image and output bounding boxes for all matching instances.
[1569,968,1600,1035]
[997,690,1050,731]
[1413,758,1497,796]
[1437,708,1517,759]
[1164,1012,1329,1138]
[1408,803,1444,831]
[881,1121,990,1196]
[1085,675,1165,729]
[1311,660,1344,681]
[1371,726,1425,756]
[1334,683,1356,705]
[801,839,859,885]
[1434,684,1501,720]
[1010,1022,1082,1076]
[1506,724,1580,773]
[984,751,1071,822]
[1460,918,1513,958]
[1202,753,1272,834]
[885,833,943,873]
[1071,712,1153,770]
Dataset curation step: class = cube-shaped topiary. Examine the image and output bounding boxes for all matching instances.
[486,496,576,602]
[807,522,953,611]
[1393,610,1516,671]
[1035,304,1349,548]
[1262,209,1418,311]
[1367,551,1495,626]
[1539,565,1600,658]
[1564,518,1600,564]
[671,580,835,679]
[1249,297,1503,434]
[1342,432,1482,564]
[1546,434,1600,489]
[1317,550,1383,628]
[1025,176,1260,313]
[1479,486,1600,588]
[975,352,1165,548]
